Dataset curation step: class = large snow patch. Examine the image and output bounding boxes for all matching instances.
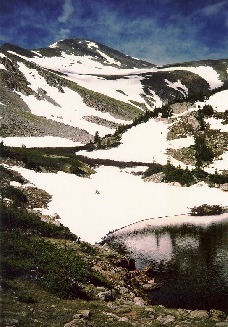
[9,165,228,243]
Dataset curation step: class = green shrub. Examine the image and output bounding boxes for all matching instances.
[17,294,38,304]
[1,232,107,299]
[0,165,25,184]
[194,134,215,168]
[208,172,228,185]
[1,204,76,240]
[1,146,93,176]
[1,203,111,299]
[161,104,173,118]
[201,104,214,117]
[143,163,163,177]
[190,204,225,216]
[195,110,206,131]
[2,186,27,206]
[163,163,195,186]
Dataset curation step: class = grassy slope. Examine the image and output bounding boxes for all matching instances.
[1,144,95,176]
[1,207,225,327]
[1,149,227,326]
[1,173,226,327]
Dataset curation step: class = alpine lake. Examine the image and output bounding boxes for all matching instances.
[120,218,228,313]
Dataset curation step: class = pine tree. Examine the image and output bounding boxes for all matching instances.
[94,131,100,144]
[194,134,214,170]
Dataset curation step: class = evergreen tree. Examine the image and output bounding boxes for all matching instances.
[201,104,214,117]
[94,131,100,144]
[194,134,214,170]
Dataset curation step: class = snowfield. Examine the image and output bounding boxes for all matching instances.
[165,79,188,96]
[168,136,195,149]
[78,119,196,168]
[8,165,228,243]
[160,65,223,89]
[29,52,160,107]
[205,90,228,112]
[195,90,228,113]
[66,73,161,107]
[79,119,169,164]
[0,136,82,148]
[205,117,228,132]
[17,62,128,136]
[31,52,156,75]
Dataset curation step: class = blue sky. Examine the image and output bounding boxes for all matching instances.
[0,0,227,64]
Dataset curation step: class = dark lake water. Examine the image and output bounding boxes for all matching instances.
[123,220,228,313]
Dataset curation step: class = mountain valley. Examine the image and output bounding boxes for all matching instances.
[1,38,228,326]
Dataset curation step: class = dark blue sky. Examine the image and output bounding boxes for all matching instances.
[0,0,227,64]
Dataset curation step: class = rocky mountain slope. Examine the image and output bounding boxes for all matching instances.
[1,38,228,145]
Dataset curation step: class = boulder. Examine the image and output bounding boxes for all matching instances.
[156,315,175,324]
[210,309,227,321]
[118,317,129,322]
[133,296,146,306]
[118,286,129,294]
[97,290,116,301]
[73,310,91,320]
[4,318,19,325]
[220,183,228,192]
[142,281,161,291]
[64,309,91,327]
[145,172,164,183]
[168,182,182,187]
[189,310,209,319]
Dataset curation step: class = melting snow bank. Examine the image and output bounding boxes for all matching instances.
[112,213,228,237]
[7,165,228,244]
[0,136,82,147]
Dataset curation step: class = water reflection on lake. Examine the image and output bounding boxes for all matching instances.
[124,221,228,312]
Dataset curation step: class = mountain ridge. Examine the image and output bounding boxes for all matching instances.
[1,37,228,144]
[2,38,228,69]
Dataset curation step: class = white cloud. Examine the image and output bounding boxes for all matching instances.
[58,0,74,23]
[201,0,227,16]
[57,28,70,39]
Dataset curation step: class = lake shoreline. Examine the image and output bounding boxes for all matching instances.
[103,216,228,314]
